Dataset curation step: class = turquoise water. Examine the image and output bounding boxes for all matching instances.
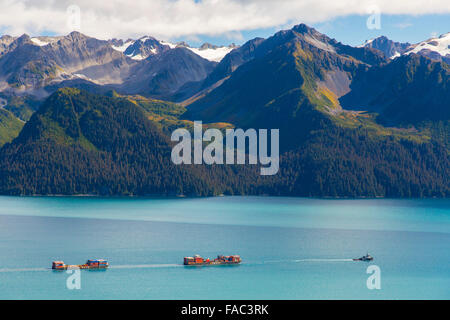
[0,196,448,299]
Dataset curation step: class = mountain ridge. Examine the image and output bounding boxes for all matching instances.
[0,24,448,197]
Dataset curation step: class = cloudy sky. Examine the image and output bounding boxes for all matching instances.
[0,0,449,46]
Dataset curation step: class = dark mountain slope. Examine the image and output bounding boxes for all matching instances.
[120,47,217,100]
[0,88,448,197]
[177,24,449,197]
[0,88,228,196]
[178,24,385,105]
[183,24,386,150]
[261,126,450,197]
[340,54,450,126]
[172,37,265,102]
[201,37,265,89]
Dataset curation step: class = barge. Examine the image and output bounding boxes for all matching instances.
[52,259,109,270]
[184,254,241,266]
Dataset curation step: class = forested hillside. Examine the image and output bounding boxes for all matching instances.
[0,88,448,197]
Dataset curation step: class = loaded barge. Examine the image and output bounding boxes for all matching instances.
[184,255,241,266]
[52,259,109,270]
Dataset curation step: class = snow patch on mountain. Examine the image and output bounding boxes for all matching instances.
[131,54,146,61]
[160,41,177,49]
[405,32,450,57]
[31,38,49,47]
[111,41,134,52]
[186,46,234,62]
[73,73,95,82]
[357,38,374,48]
[391,51,401,59]
[111,37,235,62]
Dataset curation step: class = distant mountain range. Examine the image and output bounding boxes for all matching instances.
[359,33,450,64]
[109,36,236,62]
[0,24,448,197]
[0,28,448,102]
[0,32,235,101]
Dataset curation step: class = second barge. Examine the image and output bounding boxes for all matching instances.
[184,255,241,266]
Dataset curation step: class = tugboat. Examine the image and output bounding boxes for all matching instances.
[52,259,109,270]
[184,254,241,266]
[353,253,374,262]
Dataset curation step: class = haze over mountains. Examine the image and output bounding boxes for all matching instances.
[0,24,448,197]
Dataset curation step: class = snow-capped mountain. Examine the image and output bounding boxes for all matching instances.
[361,33,450,63]
[359,36,410,59]
[0,32,138,91]
[0,28,447,106]
[111,36,171,60]
[183,43,237,62]
[405,32,450,64]
[153,41,236,62]
[0,31,222,101]
[0,32,237,97]
[29,36,63,47]
[111,37,236,62]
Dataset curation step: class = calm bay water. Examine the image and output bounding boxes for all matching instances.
[0,196,448,299]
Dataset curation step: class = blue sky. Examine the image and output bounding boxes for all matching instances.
[177,14,450,47]
[0,1,448,48]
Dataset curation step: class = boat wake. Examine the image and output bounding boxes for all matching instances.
[0,267,49,273]
[261,258,354,264]
[111,264,183,269]
[0,259,357,273]
[294,258,354,262]
[0,264,183,272]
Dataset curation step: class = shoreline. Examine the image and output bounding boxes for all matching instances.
[0,194,447,200]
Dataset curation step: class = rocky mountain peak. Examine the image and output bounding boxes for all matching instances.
[292,23,321,36]
[16,34,32,43]
[361,36,411,59]
[65,31,91,43]
[176,41,190,48]
[199,43,217,50]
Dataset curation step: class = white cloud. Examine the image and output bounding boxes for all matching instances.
[0,0,448,40]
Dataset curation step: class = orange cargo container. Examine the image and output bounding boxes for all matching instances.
[183,254,242,266]
[52,259,109,270]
